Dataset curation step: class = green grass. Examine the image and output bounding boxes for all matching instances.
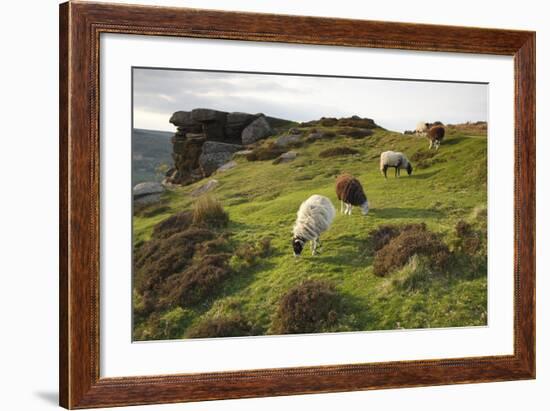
[133,125,488,339]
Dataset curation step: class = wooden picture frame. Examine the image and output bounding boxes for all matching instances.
[59,1,535,408]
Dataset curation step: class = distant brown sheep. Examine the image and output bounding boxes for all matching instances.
[428,125,445,150]
[335,174,369,215]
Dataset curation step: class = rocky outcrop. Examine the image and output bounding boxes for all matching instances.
[198,141,243,176]
[225,112,257,141]
[170,108,259,144]
[165,108,288,186]
[167,133,205,185]
[133,182,165,205]
[241,116,274,145]
[275,134,301,148]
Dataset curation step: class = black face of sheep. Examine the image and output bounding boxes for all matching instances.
[292,237,305,256]
[407,163,413,176]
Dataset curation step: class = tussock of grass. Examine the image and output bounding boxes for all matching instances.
[391,255,437,292]
[192,196,229,228]
[272,280,341,334]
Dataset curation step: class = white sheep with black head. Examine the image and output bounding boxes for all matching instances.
[380,151,413,178]
[335,174,369,216]
[292,195,335,256]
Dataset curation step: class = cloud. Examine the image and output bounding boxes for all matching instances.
[133,68,487,132]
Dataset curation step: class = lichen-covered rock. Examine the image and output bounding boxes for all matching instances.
[199,142,243,176]
[216,161,237,173]
[225,112,258,141]
[275,134,301,147]
[133,182,165,205]
[241,115,274,145]
[273,151,298,164]
[169,111,202,135]
[191,108,228,123]
[169,136,205,185]
[191,179,219,197]
[201,141,243,155]
[232,150,254,159]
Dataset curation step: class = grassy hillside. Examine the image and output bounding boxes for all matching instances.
[132,128,173,185]
[132,123,488,341]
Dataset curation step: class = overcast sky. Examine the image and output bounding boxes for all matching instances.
[133,68,487,133]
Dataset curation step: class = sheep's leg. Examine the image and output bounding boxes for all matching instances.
[311,238,318,255]
[347,203,352,215]
[340,200,344,214]
[382,165,388,179]
[395,167,398,178]
[429,140,433,150]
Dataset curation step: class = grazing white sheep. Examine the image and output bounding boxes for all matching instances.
[415,121,428,135]
[292,195,336,256]
[335,174,369,216]
[380,151,413,178]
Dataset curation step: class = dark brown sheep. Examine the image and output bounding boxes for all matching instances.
[335,174,369,216]
[428,125,445,150]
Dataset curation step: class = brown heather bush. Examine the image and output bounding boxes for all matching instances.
[337,117,378,129]
[369,225,401,252]
[135,205,171,218]
[165,253,233,307]
[135,227,215,289]
[133,227,217,314]
[319,146,360,158]
[186,315,257,338]
[319,117,338,127]
[152,210,193,239]
[373,224,450,277]
[273,280,341,334]
[246,144,286,161]
[338,127,374,139]
[454,220,485,256]
[368,223,428,253]
[192,196,229,228]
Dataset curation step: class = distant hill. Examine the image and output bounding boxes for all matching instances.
[132,128,173,186]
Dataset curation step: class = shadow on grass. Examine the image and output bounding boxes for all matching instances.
[369,207,444,219]
[410,170,440,179]
[443,136,469,146]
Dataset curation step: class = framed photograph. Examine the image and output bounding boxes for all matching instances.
[59,1,535,409]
